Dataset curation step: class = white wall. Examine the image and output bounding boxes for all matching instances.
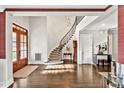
[13,16,29,30]
[29,16,48,63]
[0,12,13,87]
[47,16,75,56]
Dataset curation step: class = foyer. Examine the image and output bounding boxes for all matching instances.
[0,5,124,88]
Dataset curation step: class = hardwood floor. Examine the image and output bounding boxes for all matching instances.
[10,64,104,88]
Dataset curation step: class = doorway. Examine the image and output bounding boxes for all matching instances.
[12,23,28,72]
[73,40,77,64]
[79,34,93,64]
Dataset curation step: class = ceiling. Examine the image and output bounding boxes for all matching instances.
[78,8,117,34]
[86,10,118,30]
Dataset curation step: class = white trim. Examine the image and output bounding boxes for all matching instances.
[1,78,13,88]
[29,61,48,64]
[78,62,83,64]
[0,82,4,88]
[43,61,63,65]
[5,78,13,88]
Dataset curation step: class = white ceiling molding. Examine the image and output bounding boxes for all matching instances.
[10,11,104,16]
[1,5,108,9]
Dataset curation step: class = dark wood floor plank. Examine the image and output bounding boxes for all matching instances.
[10,64,104,88]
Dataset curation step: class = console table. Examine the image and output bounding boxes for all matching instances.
[95,54,112,66]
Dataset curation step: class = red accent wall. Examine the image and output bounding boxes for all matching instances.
[118,5,124,64]
[0,12,5,58]
[4,5,112,12]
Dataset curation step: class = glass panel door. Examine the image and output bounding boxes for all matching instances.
[12,23,28,72]
[12,25,28,62]
[20,34,27,59]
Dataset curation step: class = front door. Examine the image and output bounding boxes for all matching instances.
[12,23,28,72]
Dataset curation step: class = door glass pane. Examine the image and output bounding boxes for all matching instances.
[20,46,23,51]
[20,34,23,42]
[12,52,17,62]
[20,51,24,59]
[12,32,16,41]
[24,35,26,42]
[20,43,23,50]
[24,43,27,50]
[12,32,17,62]
[24,51,27,57]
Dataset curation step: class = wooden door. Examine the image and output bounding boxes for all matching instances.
[73,40,77,64]
[12,23,28,72]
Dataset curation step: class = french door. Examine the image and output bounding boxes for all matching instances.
[12,23,28,72]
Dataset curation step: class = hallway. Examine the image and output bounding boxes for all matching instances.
[10,64,104,88]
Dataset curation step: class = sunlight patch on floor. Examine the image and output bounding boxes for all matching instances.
[41,64,75,74]
[45,64,75,69]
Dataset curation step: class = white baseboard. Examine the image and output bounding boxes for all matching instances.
[29,61,47,64]
[0,82,4,88]
[43,61,63,65]
[1,78,13,88]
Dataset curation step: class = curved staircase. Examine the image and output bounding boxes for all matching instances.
[48,16,84,63]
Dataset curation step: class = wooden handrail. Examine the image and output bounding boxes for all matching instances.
[59,16,77,46]
[59,16,84,47]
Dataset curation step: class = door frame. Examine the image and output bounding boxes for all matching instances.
[12,23,28,72]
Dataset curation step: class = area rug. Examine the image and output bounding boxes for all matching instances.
[14,65,39,78]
